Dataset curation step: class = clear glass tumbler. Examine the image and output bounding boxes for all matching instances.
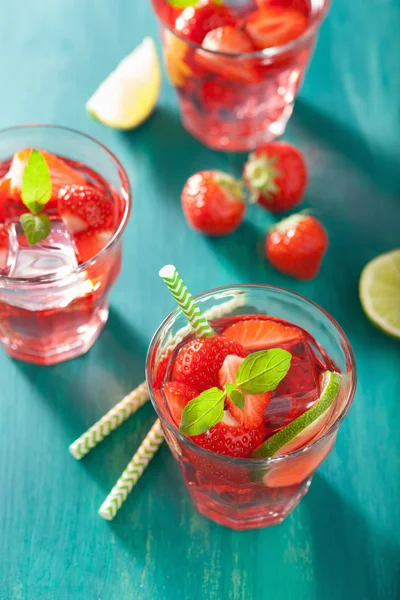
[146,285,356,530]
[0,125,131,365]
[152,0,330,151]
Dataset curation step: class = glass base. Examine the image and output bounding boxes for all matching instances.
[181,104,294,152]
[189,478,312,531]
[1,305,109,366]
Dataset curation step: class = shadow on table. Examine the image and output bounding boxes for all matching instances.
[292,99,400,196]
[14,306,148,437]
[119,105,246,196]
[304,475,399,600]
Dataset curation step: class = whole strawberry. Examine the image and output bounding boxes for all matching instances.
[175,0,236,44]
[266,214,328,280]
[173,335,247,392]
[244,142,307,213]
[181,170,246,236]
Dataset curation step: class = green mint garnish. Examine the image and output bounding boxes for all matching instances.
[224,383,245,409]
[20,213,51,246]
[20,150,53,245]
[236,349,292,394]
[21,150,52,214]
[179,349,292,436]
[168,0,222,7]
[180,388,225,436]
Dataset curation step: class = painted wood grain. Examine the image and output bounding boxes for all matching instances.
[0,0,399,599]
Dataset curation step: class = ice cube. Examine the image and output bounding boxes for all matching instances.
[264,339,321,434]
[8,220,78,278]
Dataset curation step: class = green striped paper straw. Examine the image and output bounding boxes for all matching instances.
[69,294,246,462]
[98,419,164,521]
[69,382,149,460]
[159,265,214,339]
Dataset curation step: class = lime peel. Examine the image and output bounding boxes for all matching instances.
[359,249,400,339]
[252,371,341,458]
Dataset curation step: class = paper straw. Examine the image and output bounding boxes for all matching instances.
[159,265,214,338]
[98,419,164,521]
[69,382,149,460]
[69,293,247,461]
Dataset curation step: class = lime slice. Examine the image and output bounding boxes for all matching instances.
[252,371,341,458]
[360,249,400,339]
[86,37,161,130]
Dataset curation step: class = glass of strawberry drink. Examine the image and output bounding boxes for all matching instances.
[0,125,131,365]
[152,0,330,151]
[147,285,356,530]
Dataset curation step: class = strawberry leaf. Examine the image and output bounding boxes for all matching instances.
[21,150,52,214]
[236,349,292,394]
[180,387,225,436]
[20,213,51,246]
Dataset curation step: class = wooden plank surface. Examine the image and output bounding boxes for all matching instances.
[0,1,399,598]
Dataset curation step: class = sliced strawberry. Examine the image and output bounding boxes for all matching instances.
[0,224,9,271]
[163,382,199,426]
[175,0,236,44]
[193,411,265,458]
[245,7,308,50]
[219,354,272,429]
[256,0,310,18]
[223,318,302,351]
[58,185,117,262]
[6,149,86,218]
[196,27,263,85]
[172,335,247,392]
[0,178,10,222]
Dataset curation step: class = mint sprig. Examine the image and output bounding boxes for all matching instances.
[168,0,223,7]
[179,348,291,436]
[20,150,52,245]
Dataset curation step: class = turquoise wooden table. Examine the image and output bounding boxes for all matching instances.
[0,1,399,599]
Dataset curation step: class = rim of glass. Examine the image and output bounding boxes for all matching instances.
[160,0,330,60]
[146,283,357,467]
[0,124,132,285]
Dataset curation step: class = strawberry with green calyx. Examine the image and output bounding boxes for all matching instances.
[244,142,307,213]
[181,170,246,236]
[266,213,328,280]
[178,347,292,447]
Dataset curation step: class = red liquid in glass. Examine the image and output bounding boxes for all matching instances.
[154,314,339,529]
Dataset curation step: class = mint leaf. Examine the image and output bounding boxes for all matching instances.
[20,213,51,246]
[168,0,222,6]
[236,349,292,394]
[21,150,52,214]
[225,383,245,410]
[180,388,225,436]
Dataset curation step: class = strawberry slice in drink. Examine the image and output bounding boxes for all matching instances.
[163,381,199,426]
[256,0,310,18]
[222,317,302,351]
[219,354,272,429]
[196,26,263,85]
[193,411,265,458]
[0,224,9,271]
[245,7,308,50]
[58,184,118,263]
[3,149,86,220]
[175,0,236,44]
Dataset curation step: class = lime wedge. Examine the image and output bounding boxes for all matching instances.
[86,37,161,130]
[252,371,341,458]
[360,249,400,339]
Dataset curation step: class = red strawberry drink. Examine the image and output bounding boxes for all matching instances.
[152,0,330,151]
[0,125,131,365]
[147,285,356,530]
